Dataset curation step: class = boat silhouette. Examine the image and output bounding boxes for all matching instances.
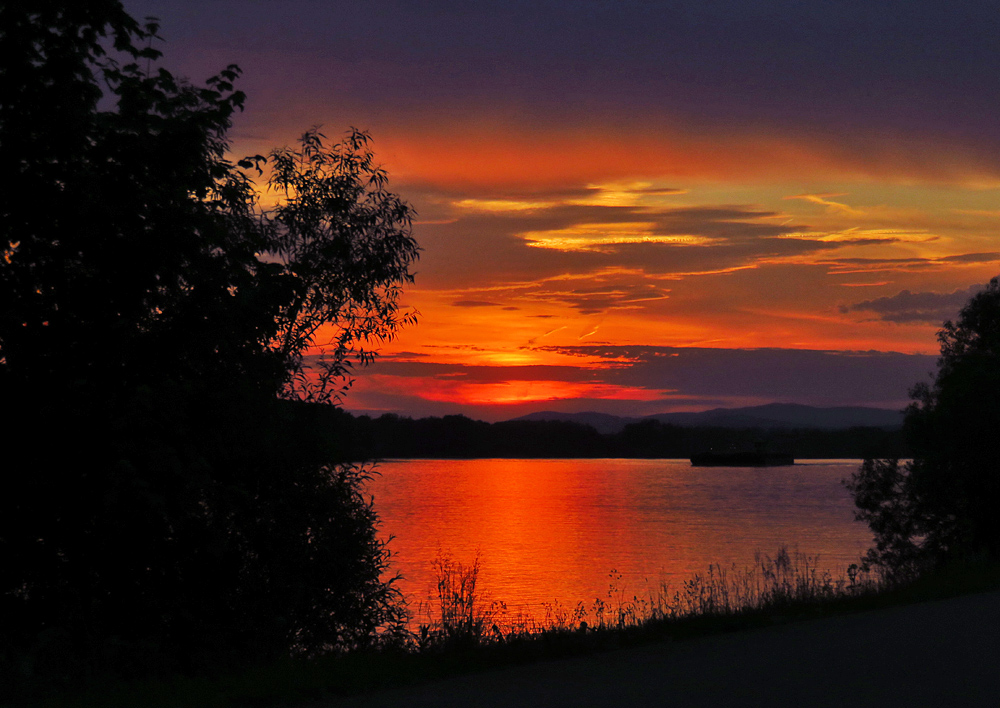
[690,451,794,467]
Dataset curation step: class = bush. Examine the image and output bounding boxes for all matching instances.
[1,2,416,681]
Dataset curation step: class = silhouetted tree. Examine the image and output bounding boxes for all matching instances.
[327,412,903,461]
[1,2,416,679]
[847,276,1000,580]
[267,127,419,402]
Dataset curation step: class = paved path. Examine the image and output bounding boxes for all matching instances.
[325,591,1000,707]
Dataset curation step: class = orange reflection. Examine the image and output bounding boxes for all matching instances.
[368,460,872,625]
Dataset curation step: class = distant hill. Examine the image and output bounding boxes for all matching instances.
[510,403,904,433]
[510,411,644,434]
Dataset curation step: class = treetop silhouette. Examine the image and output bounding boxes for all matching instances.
[848,276,1000,579]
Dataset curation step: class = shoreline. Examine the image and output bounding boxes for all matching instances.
[324,589,1000,707]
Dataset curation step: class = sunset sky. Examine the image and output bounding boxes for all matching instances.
[125,1,1000,420]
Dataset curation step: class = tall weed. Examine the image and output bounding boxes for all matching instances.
[418,551,511,647]
[418,546,882,650]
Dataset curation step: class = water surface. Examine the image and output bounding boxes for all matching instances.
[366,459,870,619]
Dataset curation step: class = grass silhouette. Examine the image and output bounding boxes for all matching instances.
[22,550,1000,708]
[416,546,881,648]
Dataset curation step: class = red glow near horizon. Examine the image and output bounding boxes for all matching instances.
[357,375,672,407]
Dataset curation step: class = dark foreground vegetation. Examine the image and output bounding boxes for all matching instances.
[2,1,417,697]
[17,551,1000,708]
[319,407,907,460]
[4,3,1000,707]
[847,276,1000,582]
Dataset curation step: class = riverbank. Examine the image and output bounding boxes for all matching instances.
[324,588,1000,707]
[307,404,907,461]
[31,560,998,708]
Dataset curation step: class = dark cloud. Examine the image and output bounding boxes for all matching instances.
[452,300,504,307]
[423,343,492,352]
[410,184,626,201]
[414,201,841,292]
[940,252,1000,263]
[845,284,985,324]
[520,281,670,315]
[522,203,798,245]
[533,345,936,406]
[409,195,929,315]
[355,345,936,417]
[823,253,1000,273]
[626,187,687,196]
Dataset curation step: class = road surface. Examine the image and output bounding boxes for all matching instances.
[323,590,1000,707]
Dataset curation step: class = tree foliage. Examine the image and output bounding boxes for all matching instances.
[266,127,419,403]
[1,2,417,679]
[848,276,1000,580]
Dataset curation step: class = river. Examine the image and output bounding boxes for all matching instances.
[366,459,872,624]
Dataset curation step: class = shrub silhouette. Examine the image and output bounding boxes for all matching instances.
[1,2,416,679]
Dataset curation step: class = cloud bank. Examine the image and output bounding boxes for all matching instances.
[346,346,937,421]
[846,284,986,324]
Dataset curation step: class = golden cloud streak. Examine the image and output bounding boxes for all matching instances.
[453,198,560,212]
[522,222,716,251]
[784,192,864,216]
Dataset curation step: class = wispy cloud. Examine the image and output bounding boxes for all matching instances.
[785,193,864,216]
[443,270,672,315]
[822,253,1000,274]
[451,300,505,308]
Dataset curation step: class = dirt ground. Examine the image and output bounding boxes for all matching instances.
[322,590,1000,707]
